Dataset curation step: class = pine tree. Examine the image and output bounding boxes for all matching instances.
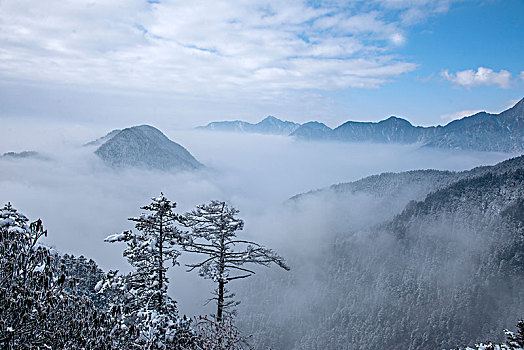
[506,321,524,349]
[181,200,290,323]
[104,193,193,348]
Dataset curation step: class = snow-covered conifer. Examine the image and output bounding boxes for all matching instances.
[104,193,193,348]
[181,200,290,323]
[453,321,524,350]
[506,321,524,349]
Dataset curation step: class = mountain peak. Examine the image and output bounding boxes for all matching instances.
[94,124,202,171]
[301,121,331,128]
[126,124,159,132]
[254,116,300,134]
[256,115,297,126]
[259,115,280,122]
[332,115,419,143]
[380,116,413,126]
[118,124,165,138]
[290,121,333,140]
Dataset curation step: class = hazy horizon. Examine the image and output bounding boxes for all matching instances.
[0,1,523,129]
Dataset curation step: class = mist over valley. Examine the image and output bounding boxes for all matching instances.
[1,117,523,348]
[1,0,524,347]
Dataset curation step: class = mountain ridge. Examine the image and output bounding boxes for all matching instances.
[199,97,524,152]
[197,115,300,135]
[290,154,524,204]
[240,153,524,350]
[84,129,121,147]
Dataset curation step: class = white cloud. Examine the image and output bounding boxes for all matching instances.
[390,32,406,45]
[0,0,461,99]
[520,71,524,81]
[441,67,512,89]
[376,0,454,24]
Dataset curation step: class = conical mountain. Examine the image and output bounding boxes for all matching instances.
[94,125,203,171]
[254,116,300,135]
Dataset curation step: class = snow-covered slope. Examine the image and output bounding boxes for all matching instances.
[84,129,121,147]
[240,155,524,350]
[94,125,203,171]
[291,154,524,205]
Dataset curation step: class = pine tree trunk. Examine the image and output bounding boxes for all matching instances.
[217,202,225,323]
[217,202,226,323]
[217,279,224,323]
[158,217,163,312]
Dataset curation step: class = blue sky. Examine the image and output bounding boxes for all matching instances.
[343,0,524,125]
[0,0,522,128]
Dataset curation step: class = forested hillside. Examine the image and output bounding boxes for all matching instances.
[238,156,524,349]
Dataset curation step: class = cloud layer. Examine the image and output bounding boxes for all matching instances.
[0,0,464,98]
[0,121,515,314]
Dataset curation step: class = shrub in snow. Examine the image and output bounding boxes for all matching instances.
[0,203,118,349]
[455,320,524,350]
[194,315,252,350]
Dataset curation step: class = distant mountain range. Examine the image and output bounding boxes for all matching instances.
[0,151,47,161]
[199,97,524,153]
[91,125,203,171]
[197,115,300,135]
[241,154,524,349]
[323,97,524,152]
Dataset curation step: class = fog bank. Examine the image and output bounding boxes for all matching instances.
[0,122,514,316]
